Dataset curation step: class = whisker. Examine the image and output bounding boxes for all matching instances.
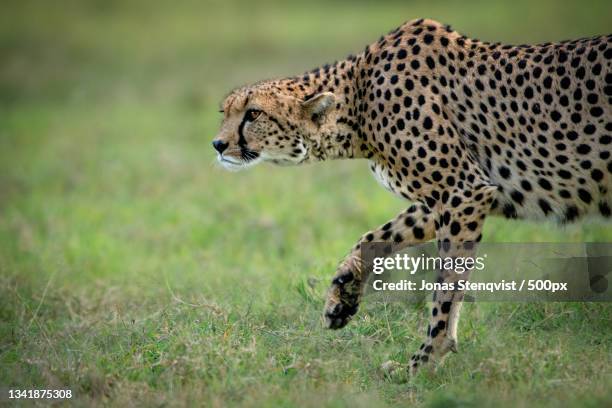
[241,149,258,162]
[246,149,260,159]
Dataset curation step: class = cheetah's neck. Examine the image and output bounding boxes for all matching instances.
[276,56,373,161]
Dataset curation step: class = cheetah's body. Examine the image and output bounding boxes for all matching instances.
[359,20,611,222]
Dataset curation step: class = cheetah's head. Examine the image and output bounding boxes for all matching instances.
[212,82,336,171]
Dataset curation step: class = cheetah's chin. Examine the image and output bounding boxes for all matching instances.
[217,156,262,172]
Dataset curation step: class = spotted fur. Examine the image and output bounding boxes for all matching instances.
[213,19,612,374]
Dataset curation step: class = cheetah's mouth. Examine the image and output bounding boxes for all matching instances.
[217,149,262,171]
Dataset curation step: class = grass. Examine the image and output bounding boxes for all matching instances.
[0,0,611,406]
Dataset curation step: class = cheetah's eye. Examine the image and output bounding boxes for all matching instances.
[245,109,262,122]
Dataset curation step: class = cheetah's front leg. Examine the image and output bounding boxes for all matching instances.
[409,186,496,375]
[324,203,435,329]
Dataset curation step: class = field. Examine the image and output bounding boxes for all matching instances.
[1,0,611,406]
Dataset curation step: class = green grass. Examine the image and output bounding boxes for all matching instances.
[1,0,611,406]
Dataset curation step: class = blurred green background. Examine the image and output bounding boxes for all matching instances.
[1,0,611,406]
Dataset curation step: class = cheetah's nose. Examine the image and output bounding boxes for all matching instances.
[212,139,229,154]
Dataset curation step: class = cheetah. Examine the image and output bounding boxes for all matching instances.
[212,19,612,374]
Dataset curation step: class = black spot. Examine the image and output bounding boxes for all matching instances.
[426,56,435,69]
[511,190,524,205]
[577,144,591,155]
[499,166,511,179]
[538,199,552,215]
[584,124,596,135]
[591,169,604,182]
[550,111,561,121]
[578,189,592,204]
[503,203,517,218]
[560,76,571,89]
[521,180,532,191]
[450,221,461,235]
[413,227,425,240]
[565,206,580,222]
[538,178,553,191]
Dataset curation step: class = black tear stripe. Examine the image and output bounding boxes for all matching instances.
[237,116,248,148]
[237,114,260,161]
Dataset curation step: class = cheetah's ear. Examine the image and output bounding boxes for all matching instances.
[301,92,336,123]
